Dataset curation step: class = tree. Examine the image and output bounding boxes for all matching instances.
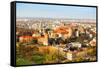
[31,39,37,44]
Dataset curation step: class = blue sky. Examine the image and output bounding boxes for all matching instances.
[16,3,96,19]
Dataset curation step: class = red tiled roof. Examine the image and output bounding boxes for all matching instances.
[20,36,33,38]
[20,36,38,39]
[54,26,70,34]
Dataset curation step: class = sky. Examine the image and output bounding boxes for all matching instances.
[16,3,96,19]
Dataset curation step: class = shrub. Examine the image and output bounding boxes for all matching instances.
[16,58,33,65]
[32,54,45,64]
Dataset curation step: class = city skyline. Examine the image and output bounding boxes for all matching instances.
[16,3,96,19]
